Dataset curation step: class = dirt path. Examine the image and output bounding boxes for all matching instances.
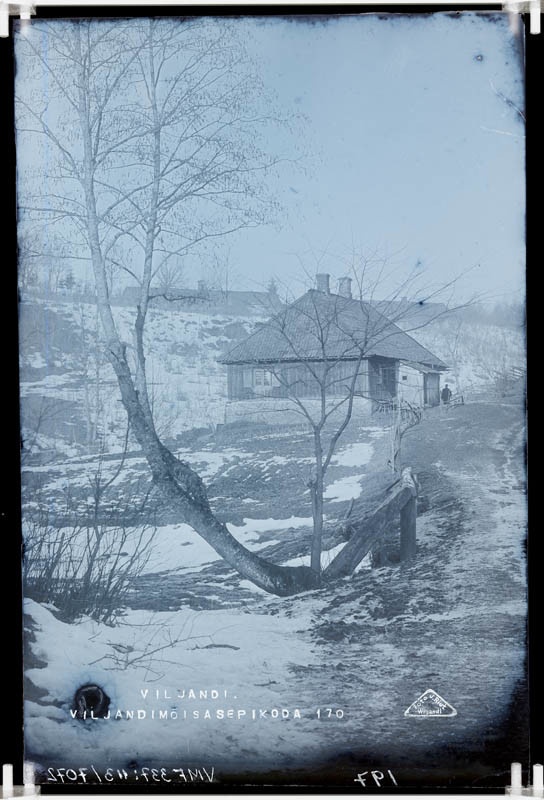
[127,401,527,787]
[263,401,528,784]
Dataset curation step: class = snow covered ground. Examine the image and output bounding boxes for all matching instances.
[19,299,527,785]
[23,399,527,785]
[414,317,525,398]
[19,300,526,462]
[19,300,259,455]
[25,597,323,772]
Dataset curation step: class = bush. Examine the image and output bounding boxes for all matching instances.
[22,446,159,625]
[23,512,157,625]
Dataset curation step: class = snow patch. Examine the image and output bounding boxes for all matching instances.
[333,442,374,467]
[282,541,345,570]
[324,475,365,502]
[228,516,313,537]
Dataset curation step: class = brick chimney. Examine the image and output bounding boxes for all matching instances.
[316,273,330,294]
[338,276,352,299]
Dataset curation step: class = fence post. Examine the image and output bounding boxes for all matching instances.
[400,495,417,561]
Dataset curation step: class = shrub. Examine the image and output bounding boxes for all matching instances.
[23,512,157,625]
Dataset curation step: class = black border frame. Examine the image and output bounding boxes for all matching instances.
[1,5,540,793]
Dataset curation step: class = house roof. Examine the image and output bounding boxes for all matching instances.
[400,360,442,374]
[220,290,447,369]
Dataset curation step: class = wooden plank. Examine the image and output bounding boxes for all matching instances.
[324,467,418,579]
[324,487,413,579]
[400,496,417,561]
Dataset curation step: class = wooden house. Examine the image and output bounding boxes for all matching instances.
[220,274,447,411]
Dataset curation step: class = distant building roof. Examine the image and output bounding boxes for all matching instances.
[119,285,281,313]
[220,289,447,369]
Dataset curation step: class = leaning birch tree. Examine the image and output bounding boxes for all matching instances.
[16,19,456,593]
[16,18,319,595]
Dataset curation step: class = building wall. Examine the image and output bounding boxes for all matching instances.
[224,396,373,426]
[397,363,426,406]
[396,365,442,407]
[226,357,441,409]
[226,359,369,401]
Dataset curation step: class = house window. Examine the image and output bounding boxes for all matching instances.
[253,368,276,391]
[254,369,271,386]
[402,375,408,381]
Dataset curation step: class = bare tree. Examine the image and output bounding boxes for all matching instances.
[16,20,467,593]
[203,249,241,305]
[75,304,107,447]
[18,224,91,296]
[154,261,185,301]
[17,230,40,295]
[20,395,68,463]
[16,18,319,596]
[224,243,470,576]
[23,440,159,625]
[247,285,437,574]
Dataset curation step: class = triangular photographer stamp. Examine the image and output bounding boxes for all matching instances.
[404,689,457,717]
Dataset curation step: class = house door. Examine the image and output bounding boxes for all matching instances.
[424,373,440,406]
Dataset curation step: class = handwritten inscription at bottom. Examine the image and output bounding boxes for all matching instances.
[47,766,215,784]
[354,770,398,788]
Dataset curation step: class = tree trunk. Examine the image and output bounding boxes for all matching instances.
[132,27,163,436]
[310,431,324,575]
[310,482,324,575]
[134,303,157,434]
[73,42,318,597]
[110,342,320,596]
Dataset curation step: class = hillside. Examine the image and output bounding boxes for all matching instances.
[19,296,528,785]
[19,298,525,460]
[412,315,525,399]
[19,299,261,458]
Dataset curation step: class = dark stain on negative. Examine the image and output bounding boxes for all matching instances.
[72,684,110,719]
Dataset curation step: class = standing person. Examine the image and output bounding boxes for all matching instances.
[441,383,452,405]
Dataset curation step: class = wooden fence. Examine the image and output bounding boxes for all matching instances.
[448,393,464,407]
[324,467,418,579]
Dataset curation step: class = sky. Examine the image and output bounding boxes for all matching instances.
[227,13,525,304]
[15,12,526,306]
